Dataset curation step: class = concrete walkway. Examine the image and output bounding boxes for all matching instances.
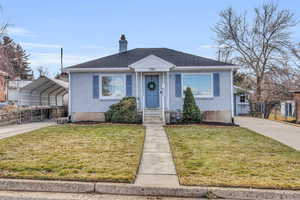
[235,117,300,151]
[135,124,179,187]
[0,121,55,139]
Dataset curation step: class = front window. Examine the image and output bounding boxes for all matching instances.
[182,74,213,97]
[101,75,125,99]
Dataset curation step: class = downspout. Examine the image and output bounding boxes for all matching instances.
[162,72,165,123]
[68,72,72,120]
[141,72,144,122]
[230,69,234,119]
[167,71,170,110]
[135,72,138,109]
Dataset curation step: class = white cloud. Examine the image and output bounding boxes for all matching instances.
[81,45,103,49]
[29,52,101,67]
[20,42,62,49]
[6,27,36,37]
[29,52,106,77]
[199,44,228,49]
[80,45,115,51]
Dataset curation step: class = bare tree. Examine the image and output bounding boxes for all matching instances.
[0,5,9,75]
[214,3,297,102]
[0,5,7,37]
[36,66,49,77]
[291,43,300,68]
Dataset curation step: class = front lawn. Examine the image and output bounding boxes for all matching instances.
[165,125,300,189]
[0,124,145,183]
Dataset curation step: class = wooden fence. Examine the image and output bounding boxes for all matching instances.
[0,106,67,126]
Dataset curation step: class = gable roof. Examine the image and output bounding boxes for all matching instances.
[67,48,234,69]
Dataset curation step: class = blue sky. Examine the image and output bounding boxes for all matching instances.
[1,0,300,77]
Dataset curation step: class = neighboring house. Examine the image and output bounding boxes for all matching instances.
[7,78,32,104]
[233,86,250,116]
[290,89,300,123]
[0,70,9,102]
[65,35,238,123]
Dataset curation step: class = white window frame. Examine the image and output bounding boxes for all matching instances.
[99,74,126,100]
[182,73,214,98]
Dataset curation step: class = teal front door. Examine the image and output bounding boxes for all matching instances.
[145,75,159,108]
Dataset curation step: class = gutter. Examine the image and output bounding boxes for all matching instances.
[175,65,240,70]
[64,66,240,73]
[64,67,132,72]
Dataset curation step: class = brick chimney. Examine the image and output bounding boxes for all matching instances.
[119,34,127,53]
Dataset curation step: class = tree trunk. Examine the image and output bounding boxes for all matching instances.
[256,77,262,102]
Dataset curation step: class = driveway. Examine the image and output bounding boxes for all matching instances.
[0,121,55,139]
[235,117,300,151]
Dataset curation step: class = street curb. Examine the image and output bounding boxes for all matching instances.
[95,183,207,197]
[0,179,94,193]
[0,179,300,199]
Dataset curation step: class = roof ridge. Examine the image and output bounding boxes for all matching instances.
[66,47,235,69]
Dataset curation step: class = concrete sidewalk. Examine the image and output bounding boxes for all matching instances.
[0,121,56,139]
[235,117,300,151]
[135,124,179,187]
[0,178,299,199]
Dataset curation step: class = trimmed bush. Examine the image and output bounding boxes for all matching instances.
[105,97,140,123]
[182,87,201,123]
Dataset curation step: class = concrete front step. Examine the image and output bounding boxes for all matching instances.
[144,112,161,115]
[144,115,161,119]
[143,109,164,124]
[143,120,164,124]
[143,116,163,124]
[144,112,161,116]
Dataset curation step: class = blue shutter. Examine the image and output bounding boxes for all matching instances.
[175,74,182,97]
[213,73,220,97]
[126,75,132,96]
[93,75,99,99]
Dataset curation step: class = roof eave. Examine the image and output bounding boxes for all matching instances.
[64,67,132,73]
[175,65,239,70]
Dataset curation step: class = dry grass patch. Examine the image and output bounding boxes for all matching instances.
[165,125,300,189]
[0,124,145,183]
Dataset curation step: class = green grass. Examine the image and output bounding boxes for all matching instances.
[0,124,145,183]
[165,125,300,189]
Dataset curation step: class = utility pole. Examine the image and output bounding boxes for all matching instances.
[60,48,63,73]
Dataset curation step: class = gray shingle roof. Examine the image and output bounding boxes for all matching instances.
[67,48,234,69]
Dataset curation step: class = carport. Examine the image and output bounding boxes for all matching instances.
[18,76,68,106]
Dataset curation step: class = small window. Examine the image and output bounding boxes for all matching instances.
[182,74,213,97]
[100,75,125,99]
[240,95,246,103]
